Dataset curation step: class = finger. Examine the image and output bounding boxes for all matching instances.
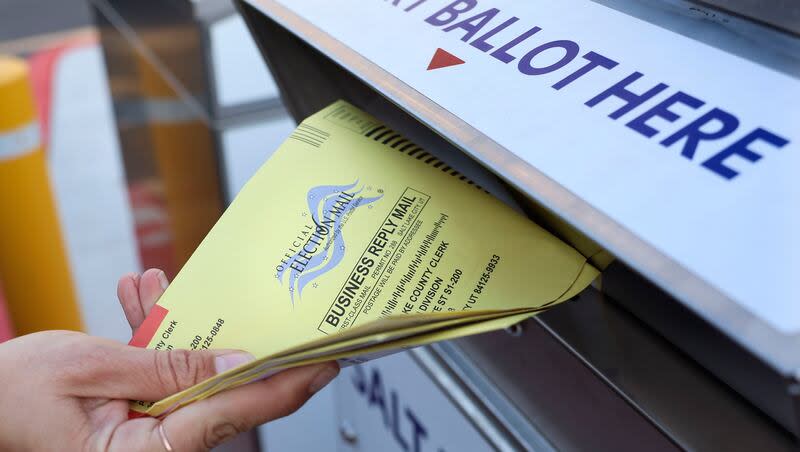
[155,363,339,451]
[138,268,169,316]
[64,338,255,401]
[117,272,145,331]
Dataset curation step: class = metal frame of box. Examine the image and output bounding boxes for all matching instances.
[237,0,800,447]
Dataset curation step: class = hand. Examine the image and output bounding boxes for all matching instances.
[0,268,339,451]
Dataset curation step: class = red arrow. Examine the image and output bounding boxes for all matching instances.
[427,48,465,71]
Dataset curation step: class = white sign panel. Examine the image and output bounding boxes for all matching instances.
[336,353,496,452]
[273,0,800,333]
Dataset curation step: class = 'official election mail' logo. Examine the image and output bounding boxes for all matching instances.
[276,181,383,303]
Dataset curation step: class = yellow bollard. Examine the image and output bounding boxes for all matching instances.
[0,56,83,334]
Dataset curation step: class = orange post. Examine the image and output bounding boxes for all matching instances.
[0,56,83,334]
[135,51,223,273]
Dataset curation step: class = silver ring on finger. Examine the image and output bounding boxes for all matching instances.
[158,422,175,452]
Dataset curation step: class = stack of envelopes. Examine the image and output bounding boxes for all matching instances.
[129,101,598,417]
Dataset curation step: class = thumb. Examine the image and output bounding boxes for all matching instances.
[69,340,255,401]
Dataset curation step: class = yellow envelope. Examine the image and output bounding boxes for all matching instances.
[129,100,598,416]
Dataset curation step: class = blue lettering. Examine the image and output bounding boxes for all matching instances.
[368,369,389,426]
[443,8,500,42]
[661,108,740,159]
[425,0,476,27]
[490,26,541,64]
[627,91,705,138]
[391,391,410,450]
[518,40,580,76]
[702,128,788,179]
[352,365,367,394]
[404,0,428,12]
[586,72,669,119]
[471,16,520,52]
[406,408,429,452]
[410,0,788,181]
[552,51,618,90]
[354,367,431,452]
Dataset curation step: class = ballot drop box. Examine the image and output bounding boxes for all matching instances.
[234,0,800,450]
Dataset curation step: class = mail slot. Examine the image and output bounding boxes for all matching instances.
[234,0,799,450]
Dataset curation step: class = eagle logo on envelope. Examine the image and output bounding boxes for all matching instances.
[276,180,383,302]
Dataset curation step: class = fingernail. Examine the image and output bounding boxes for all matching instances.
[214,352,255,374]
[158,271,170,290]
[131,273,141,285]
[309,365,339,394]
